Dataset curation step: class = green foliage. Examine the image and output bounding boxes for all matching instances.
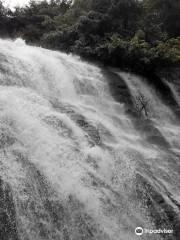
[142,0,180,38]
[0,1,13,35]
[8,0,72,41]
[103,34,128,52]
[0,0,179,72]
[156,37,180,65]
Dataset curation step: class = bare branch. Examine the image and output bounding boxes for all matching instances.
[134,91,150,118]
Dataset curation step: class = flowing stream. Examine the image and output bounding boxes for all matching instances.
[0,39,179,240]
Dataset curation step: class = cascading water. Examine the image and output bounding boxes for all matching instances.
[117,72,180,153]
[0,39,179,240]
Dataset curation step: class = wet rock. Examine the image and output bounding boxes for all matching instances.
[50,101,101,146]
[76,117,101,145]
[135,118,170,149]
[102,69,134,108]
[0,128,16,149]
[136,173,180,240]
[0,178,19,240]
[143,72,180,118]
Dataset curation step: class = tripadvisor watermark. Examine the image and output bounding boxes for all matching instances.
[135,227,173,236]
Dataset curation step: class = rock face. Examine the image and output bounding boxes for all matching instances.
[105,69,180,239]
[0,178,19,240]
[0,39,180,240]
[136,173,180,240]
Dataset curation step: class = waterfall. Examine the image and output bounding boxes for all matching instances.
[0,39,179,240]
[117,72,180,153]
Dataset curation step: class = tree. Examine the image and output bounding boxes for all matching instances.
[0,1,12,35]
[134,91,150,118]
[142,0,180,39]
[108,0,141,37]
[0,0,179,74]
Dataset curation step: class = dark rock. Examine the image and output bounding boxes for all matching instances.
[0,178,19,240]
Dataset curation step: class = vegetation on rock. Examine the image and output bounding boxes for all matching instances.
[0,0,180,73]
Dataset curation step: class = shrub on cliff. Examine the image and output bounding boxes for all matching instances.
[156,37,180,66]
[0,0,179,73]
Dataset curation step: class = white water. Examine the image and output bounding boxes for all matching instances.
[0,39,179,240]
[118,71,180,153]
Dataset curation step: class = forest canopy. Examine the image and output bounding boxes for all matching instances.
[0,0,180,73]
